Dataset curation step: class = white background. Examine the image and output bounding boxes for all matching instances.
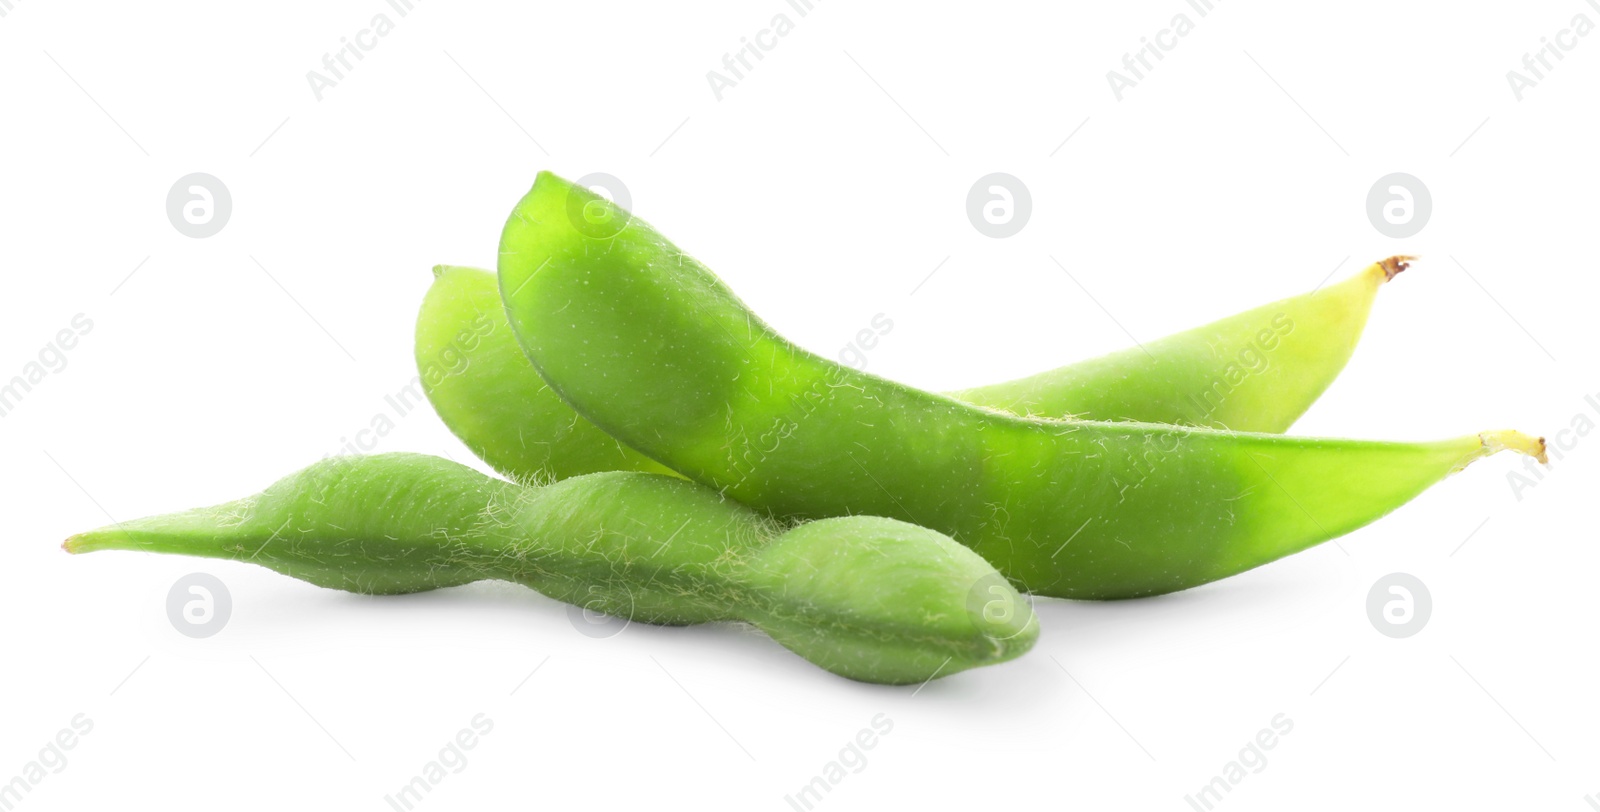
[2,0,1596,809]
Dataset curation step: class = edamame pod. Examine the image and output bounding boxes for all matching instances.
[421,256,1397,482]
[950,256,1409,431]
[498,172,1546,599]
[64,454,1036,684]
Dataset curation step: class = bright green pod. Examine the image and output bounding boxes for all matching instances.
[65,453,1036,684]
[498,172,1546,599]
[420,256,1398,482]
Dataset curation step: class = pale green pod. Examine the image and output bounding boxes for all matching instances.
[64,454,1036,685]
[417,265,674,481]
[952,257,1410,431]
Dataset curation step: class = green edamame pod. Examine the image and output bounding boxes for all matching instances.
[420,256,1397,482]
[497,172,1547,600]
[65,454,1036,684]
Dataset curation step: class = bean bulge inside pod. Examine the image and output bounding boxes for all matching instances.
[64,454,1037,685]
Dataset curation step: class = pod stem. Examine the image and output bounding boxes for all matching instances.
[1479,429,1548,465]
[1377,255,1417,282]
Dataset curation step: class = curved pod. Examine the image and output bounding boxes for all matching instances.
[421,256,1400,483]
[952,256,1408,431]
[499,172,1545,599]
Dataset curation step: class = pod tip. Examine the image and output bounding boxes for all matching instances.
[1378,255,1418,282]
[1479,430,1548,464]
[63,530,117,554]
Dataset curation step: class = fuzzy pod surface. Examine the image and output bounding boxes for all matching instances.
[66,454,1037,684]
[498,172,1546,599]
[419,256,1398,482]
